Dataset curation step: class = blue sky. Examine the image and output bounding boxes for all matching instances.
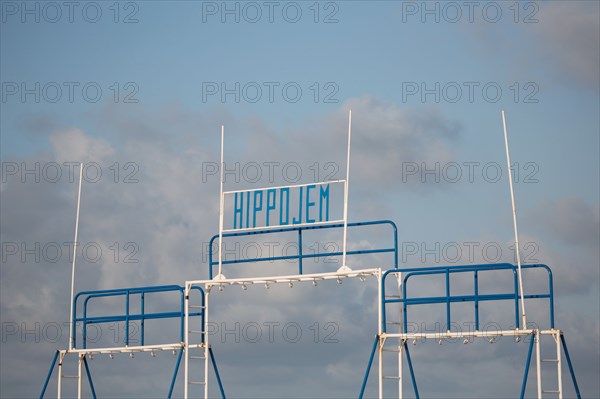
[1,1,599,398]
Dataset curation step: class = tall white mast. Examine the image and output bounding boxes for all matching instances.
[341,110,352,270]
[502,111,527,329]
[69,162,84,350]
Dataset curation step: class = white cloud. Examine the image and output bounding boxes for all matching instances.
[48,127,116,164]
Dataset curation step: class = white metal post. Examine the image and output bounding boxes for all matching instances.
[77,354,83,399]
[341,110,352,269]
[556,331,563,399]
[57,351,64,399]
[377,268,383,399]
[204,288,210,399]
[184,283,190,399]
[69,163,83,350]
[398,343,403,399]
[397,273,403,399]
[502,111,527,329]
[536,330,542,399]
[217,126,225,279]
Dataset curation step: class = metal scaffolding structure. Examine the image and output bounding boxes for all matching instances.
[40,112,580,398]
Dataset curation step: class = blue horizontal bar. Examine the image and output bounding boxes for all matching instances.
[385,293,551,306]
[216,247,395,266]
[76,312,203,325]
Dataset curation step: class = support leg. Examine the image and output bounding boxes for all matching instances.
[560,335,581,399]
[40,350,60,399]
[359,335,379,399]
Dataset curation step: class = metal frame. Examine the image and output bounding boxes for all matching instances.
[208,219,398,279]
[41,284,227,399]
[357,263,581,399]
[41,112,580,399]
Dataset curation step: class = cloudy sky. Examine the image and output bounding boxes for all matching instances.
[1,1,598,398]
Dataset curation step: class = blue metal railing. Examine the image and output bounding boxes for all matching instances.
[73,285,204,349]
[381,263,554,333]
[208,220,398,279]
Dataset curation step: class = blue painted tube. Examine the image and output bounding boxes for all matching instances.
[141,292,145,346]
[83,302,88,349]
[403,342,420,399]
[547,268,555,328]
[520,333,535,399]
[83,355,97,399]
[180,291,185,342]
[209,220,398,278]
[125,291,130,346]
[381,277,387,333]
[560,335,581,399]
[78,311,202,325]
[358,336,379,399]
[168,348,183,398]
[209,347,226,398]
[403,280,408,333]
[39,350,59,399]
[298,229,303,275]
[474,270,479,330]
[213,247,395,268]
[445,268,450,331]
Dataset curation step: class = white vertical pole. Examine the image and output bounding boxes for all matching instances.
[398,343,403,399]
[69,163,83,350]
[556,332,563,399]
[536,331,542,399]
[377,269,383,399]
[184,284,190,399]
[204,289,210,399]
[342,110,352,268]
[217,126,225,279]
[502,111,527,329]
[77,354,83,399]
[398,274,403,399]
[57,352,63,399]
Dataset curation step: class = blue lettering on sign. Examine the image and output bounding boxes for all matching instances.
[233,184,331,230]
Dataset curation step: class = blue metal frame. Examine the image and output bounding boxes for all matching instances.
[370,263,581,399]
[72,285,204,349]
[208,220,398,279]
[381,263,555,333]
[41,284,227,398]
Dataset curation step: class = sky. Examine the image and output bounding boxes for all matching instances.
[1,1,599,398]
